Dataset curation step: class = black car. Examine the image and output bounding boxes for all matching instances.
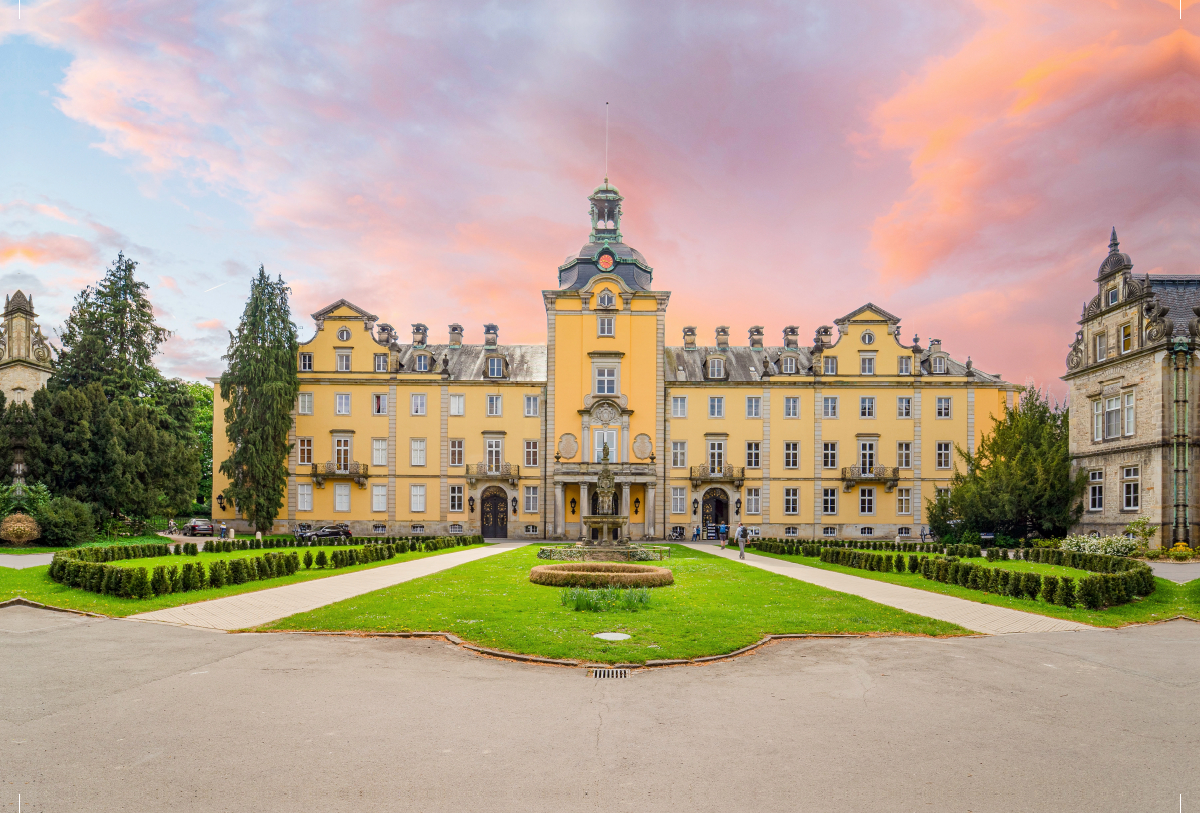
[305,524,353,540]
[182,518,214,537]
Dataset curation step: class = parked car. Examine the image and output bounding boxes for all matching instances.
[308,524,353,540]
[182,518,214,537]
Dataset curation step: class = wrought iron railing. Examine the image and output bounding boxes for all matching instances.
[311,461,369,487]
[840,466,899,480]
[465,462,517,477]
[689,465,746,481]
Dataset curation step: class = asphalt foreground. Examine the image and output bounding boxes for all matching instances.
[2,606,1197,812]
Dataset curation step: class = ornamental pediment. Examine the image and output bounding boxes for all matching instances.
[582,393,629,411]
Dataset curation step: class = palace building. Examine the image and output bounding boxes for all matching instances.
[212,181,1017,540]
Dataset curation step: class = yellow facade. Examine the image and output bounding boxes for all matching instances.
[213,182,1014,541]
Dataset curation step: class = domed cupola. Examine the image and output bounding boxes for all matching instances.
[557,179,655,291]
[1096,227,1133,280]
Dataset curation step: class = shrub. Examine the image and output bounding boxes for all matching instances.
[561,586,651,612]
[315,550,328,568]
[1060,534,1138,557]
[303,550,313,569]
[0,512,41,544]
[32,497,97,547]
[1055,576,1074,607]
[150,566,171,596]
[530,563,674,588]
[130,567,152,599]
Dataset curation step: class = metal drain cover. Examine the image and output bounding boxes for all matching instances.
[588,668,629,679]
[593,632,631,641]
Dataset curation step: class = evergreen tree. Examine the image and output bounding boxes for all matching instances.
[219,267,300,532]
[931,387,1087,539]
[53,253,171,401]
[185,381,214,505]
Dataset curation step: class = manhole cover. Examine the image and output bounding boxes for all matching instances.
[593,632,630,641]
[588,668,629,679]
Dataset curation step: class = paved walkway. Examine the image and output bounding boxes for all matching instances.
[685,543,1094,635]
[0,553,54,569]
[130,541,527,630]
[1149,561,1200,583]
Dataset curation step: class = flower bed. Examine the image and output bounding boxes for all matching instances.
[529,562,674,588]
[536,545,668,562]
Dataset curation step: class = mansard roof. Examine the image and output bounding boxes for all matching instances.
[1146,276,1200,338]
[391,343,547,382]
[665,346,814,382]
[558,241,653,291]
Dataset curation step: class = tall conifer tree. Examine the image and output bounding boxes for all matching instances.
[219,267,299,531]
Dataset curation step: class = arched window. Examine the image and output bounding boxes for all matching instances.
[708,358,725,378]
[337,327,351,341]
[597,289,616,308]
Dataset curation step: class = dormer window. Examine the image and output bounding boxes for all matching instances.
[415,354,429,372]
[337,327,351,341]
[487,357,505,378]
[708,358,725,378]
[1106,288,1119,307]
[861,331,875,345]
[597,289,616,309]
[781,356,796,374]
[931,357,945,374]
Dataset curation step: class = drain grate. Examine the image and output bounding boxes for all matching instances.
[588,668,629,679]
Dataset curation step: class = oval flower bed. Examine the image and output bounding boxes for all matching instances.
[529,562,674,588]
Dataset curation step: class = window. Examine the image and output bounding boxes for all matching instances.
[410,484,426,512]
[524,440,539,467]
[1124,392,1135,436]
[936,442,952,469]
[708,440,725,471]
[746,396,761,418]
[594,429,617,462]
[859,487,875,515]
[450,485,463,513]
[822,488,838,515]
[597,289,616,308]
[823,357,838,375]
[709,397,724,418]
[1122,466,1139,510]
[897,442,912,469]
[898,527,911,537]
[858,440,875,470]
[299,353,313,371]
[298,392,313,415]
[525,395,539,417]
[449,394,465,416]
[334,483,350,512]
[708,358,725,378]
[898,356,912,375]
[860,526,875,537]
[1120,324,1133,353]
[784,442,799,469]
[822,443,838,469]
[374,524,387,534]
[936,397,952,418]
[486,439,503,473]
[932,357,945,374]
[411,393,426,416]
[1095,333,1107,362]
[335,393,351,415]
[1093,400,1103,442]
[336,351,351,372]
[449,523,463,534]
[596,367,617,394]
[413,354,428,372]
[823,397,839,418]
[897,397,912,418]
[377,354,390,372]
[487,357,504,378]
[861,331,875,345]
[337,327,351,341]
[784,396,799,418]
[334,437,350,471]
[672,487,687,514]
[449,439,463,467]
[524,486,539,513]
[745,487,761,514]
[1089,470,1104,511]
[860,355,875,375]
[784,488,799,515]
[410,524,425,534]
[297,483,313,512]
[298,438,313,466]
[781,356,796,374]
[897,488,912,515]
[1107,287,1119,306]
[598,316,614,336]
[671,441,687,468]
[672,396,688,418]
[1104,396,1121,439]
[785,526,799,537]
[936,487,950,499]
[372,438,387,467]
[487,395,502,416]
[746,442,761,468]
[372,484,387,512]
[860,397,875,418]
[373,394,388,415]
[410,438,426,466]
[822,526,837,537]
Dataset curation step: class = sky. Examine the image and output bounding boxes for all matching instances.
[1,0,1196,394]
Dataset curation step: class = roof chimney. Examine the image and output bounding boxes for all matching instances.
[483,323,499,348]
[411,323,428,348]
[783,326,800,349]
[748,326,764,348]
[448,324,463,348]
[715,326,730,348]
[683,326,697,350]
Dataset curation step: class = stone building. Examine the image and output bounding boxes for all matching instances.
[1063,230,1200,548]
[213,181,1016,539]
[0,291,54,405]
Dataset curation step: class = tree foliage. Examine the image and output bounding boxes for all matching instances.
[186,381,214,504]
[929,388,1087,539]
[219,267,299,532]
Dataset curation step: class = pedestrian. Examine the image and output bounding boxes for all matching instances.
[691,525,700,541]
[736,522,747,559]
[718,521,728,548]
[220,521,227,540]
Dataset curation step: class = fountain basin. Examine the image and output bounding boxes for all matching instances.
[530,562,674,588]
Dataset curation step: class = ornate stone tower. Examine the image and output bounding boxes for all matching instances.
[0,291,54,404]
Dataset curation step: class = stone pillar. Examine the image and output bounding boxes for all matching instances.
[554,482,565,539]
[621,482,632,540]
[579,482,590,540]
[646,482,656,538]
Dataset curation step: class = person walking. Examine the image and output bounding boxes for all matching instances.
[736,522,747,559]
[718,521,728,548]
[219,521,227,540]
[691,525,700,541]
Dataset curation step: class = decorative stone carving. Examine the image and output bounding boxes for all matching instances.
[1083,294,1103,319]
[1188,306,1200,339]
[31,328,51,364]
[1066,330,1085,371]
[632,433,653,460]
[1145,301,1174,342]
[590,401,620,425]
[558,433,578,460]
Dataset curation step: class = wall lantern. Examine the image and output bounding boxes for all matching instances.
[511,496,519,515]
[692,498,699,516]
[633,498,641,516]
[735,498,742,516]
[570,498,577,515]
[216,494,226,511]
[468,496,476,514]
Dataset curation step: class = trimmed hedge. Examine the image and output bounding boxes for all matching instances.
[200,534,483,553]
[750,538,980,558]
[529,563,674,588]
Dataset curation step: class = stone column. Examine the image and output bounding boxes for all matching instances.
[645,482,656,538]
[579,482,590,540]
[554,481,565,539]
[621,482,632,540]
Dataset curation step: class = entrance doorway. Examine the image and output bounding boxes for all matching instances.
[481,486,508,538]
[701,488,728,539]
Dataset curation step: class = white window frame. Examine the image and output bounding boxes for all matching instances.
[745,487,761,515]
[936,397,952,419]
[1123,391,1135,436]
[298,437,313,466]
[410,484,426,513]
[334,483,351,512]
[449,394,465,416]
[1120,324,1133,353]
[708,358,725,378]
[413,354,428,372]
[783,487,799,515]
[936,442,952,469]
[595,367,617,395]
[671,487,687,514]
[709,397,724,418]
[449,485,463,513]
[1093,400,1103,442]
[1104,396,1121,439]
[932,356,945,374]
[524,485,539,513]
[487,357,504,378]
[373,393,388,416]
[781,356,796,374]
[297,483,313,512]
[671,396,688,418]
[411,393,427,416]
[336,327,351,342]
[745,441,761,468]
[372,484,387,512]
[299,353,313,372]
[783,441,799,469]
[822,442,838,469]
[896,487,912,515]
[860,355,875,375]
[897,442,912,469]
[860,397,875,419]
[336,351,351,372]
[598,316,615,337]
[707,440,725,471]
[671,441,687,468]
[1122,466,1139,510]
[1089,470,1104,511]
[410,438,426,467]
[335,393,351,415]
[376,354,390,373]
[334,437,351,471]
[859,487,875,515]
[372,438,388,467]
[449,439,464,467]
[822,396,839,418]
[897,397,912,418]
[784,396,799,418]
[298,392,314,415]
[525,395,539,417]
[822,487,838,515]
[823,357,837,375]
[524,440,539,467]
[898,356,912,375]
[746,396,761,418]
[487,394,502,416]
[486,439,503,473]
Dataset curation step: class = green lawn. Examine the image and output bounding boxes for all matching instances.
[751,550,1192,627]
[0,544,485,617]
[263,544,970,664]
[0,535,173,555]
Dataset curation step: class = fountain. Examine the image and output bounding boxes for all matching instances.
[581,443,629,547]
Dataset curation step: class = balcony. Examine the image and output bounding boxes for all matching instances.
[312,461,369,488]
[690,465,745,488]
[554,461,655,480]
[841,466,900,492]
[466,462,520,486]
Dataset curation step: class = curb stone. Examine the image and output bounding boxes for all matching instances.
[0,597,107,618]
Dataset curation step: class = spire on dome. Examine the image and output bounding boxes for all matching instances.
[588,180,623,244]
[1109,227,1119,254]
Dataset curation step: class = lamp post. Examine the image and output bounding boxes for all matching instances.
[468,496,475,514]
[633,497,640,516]
[570,498,577,515]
